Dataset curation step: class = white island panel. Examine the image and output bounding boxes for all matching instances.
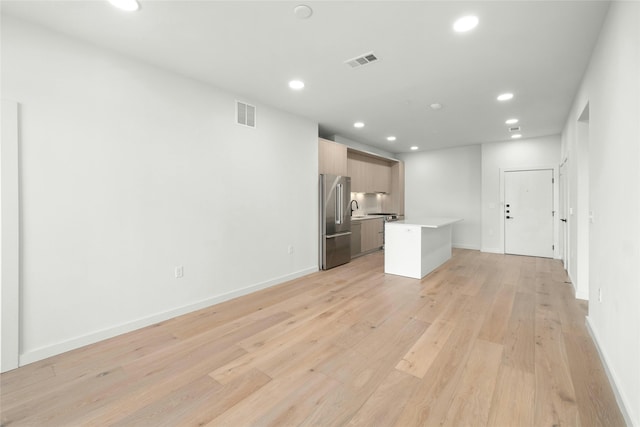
[384,217,461,279]
[384,224,423,278]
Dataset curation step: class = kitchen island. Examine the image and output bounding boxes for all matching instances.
[384,217,462,279]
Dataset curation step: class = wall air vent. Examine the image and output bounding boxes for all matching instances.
[236,101,256,128]
[509,126,521,132]
[345,52,379,68]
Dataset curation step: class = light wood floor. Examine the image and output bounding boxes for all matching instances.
[1,250,626,426]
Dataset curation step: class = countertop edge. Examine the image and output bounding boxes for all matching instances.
[350,215,386,221]
[386,217,463,228]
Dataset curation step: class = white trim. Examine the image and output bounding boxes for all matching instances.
[1,99,21,373]
[566,270,589,300]
[480,247,503,254]
[575,290,588,301]
[19,266,317,366]
[585,317,636,427]
[452,243,480,250]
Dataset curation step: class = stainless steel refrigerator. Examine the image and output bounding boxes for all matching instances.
[320,174,352,270]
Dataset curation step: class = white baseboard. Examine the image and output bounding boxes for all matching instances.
[480,247,503,254]
[575,289,589,301]
[19,266,318,367]
[566,271,589,301]
[585,316,636,427]
[452,243,480,250]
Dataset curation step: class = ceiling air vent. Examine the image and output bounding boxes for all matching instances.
[236,101,256,128]
[509,126,521,132]
[345,52,379,68]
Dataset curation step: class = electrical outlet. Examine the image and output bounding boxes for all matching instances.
[175,266,184,278]
[288,245,294,255]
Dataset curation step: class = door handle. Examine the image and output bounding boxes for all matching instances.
[506,216,514,219]
[561,218,567,222]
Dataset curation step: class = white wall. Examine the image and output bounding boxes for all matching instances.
[1,100,21,372]
[400,145,482,250]
[561,2,640,425]
[1,17,319,366]
[481,136,560,254]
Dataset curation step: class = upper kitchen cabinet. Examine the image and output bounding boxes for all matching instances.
[347,150,391,194]
[383,160,405,215]
[318,138,404,214]
[319,138,348,176]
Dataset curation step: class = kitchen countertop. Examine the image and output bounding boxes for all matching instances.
[386,217,462,228]
[350,215,385,221]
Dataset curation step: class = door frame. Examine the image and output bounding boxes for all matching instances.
[559,157,570,270]
[499,165,559,257]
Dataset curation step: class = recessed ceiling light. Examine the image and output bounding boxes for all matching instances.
[293,5,313,19]
[497,93,514,101]
[430,103,443,110]
[353,122,365,128]
[410,146,419,151]
[387,136,397,142]
[108,0,139,12]
[505,118,519,125]
[288,80,305,90]
[511,134,522,139]
[453,15,479,33]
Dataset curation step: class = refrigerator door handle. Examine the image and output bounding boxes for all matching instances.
[326,231,352,238]
[336,183,343,225]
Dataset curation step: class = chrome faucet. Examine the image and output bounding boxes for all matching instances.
[350,199,359,216]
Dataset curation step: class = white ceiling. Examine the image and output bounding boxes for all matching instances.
[1,0,610,153]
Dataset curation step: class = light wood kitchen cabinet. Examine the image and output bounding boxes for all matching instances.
[319,138,348,176]
[383,160,405,215]
[347,150,391,193]
[350,220,361,257]
[346,154,365,191]
[360,218,384,253]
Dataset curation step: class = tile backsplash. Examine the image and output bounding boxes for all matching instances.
[350,192,385,215]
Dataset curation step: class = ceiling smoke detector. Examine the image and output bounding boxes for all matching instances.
[345,52,379,68]
[293,5,313,19]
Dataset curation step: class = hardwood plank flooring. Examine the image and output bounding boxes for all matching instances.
[0,249,626,426]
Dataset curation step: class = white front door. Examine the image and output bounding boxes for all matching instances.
[504,169,554,258]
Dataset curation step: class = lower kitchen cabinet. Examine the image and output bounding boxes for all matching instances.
[350,221,361,257]
[360,218,384,254]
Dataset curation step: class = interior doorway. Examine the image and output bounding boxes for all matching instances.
[504,169,554,258]
[574,103,590,300]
